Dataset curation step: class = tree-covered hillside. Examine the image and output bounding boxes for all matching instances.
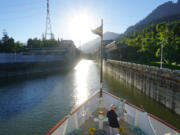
[117,20,180,65]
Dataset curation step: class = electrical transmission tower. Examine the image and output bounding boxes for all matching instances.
[45,0,54,39]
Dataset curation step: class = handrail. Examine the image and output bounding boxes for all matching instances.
[103,90,180,132]
[102,90,122,101]
[103,90,145,112]
[46,116,69,135]
[148,113,180,133]
[70,90,100,115]
[46,90,100,135]
[46,90,180,135]
[127,103,145,112]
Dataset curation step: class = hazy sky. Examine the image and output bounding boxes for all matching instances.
[0,0,178,46]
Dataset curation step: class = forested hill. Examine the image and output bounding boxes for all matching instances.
[117,20,180,65]
[124,1,180,35]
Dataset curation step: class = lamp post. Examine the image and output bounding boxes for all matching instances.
[15,45,16,62]
[160,42,163,69]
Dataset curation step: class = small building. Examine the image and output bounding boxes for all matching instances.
[60,40,75,47]
[104,41,127,60]
[103,40,114,46]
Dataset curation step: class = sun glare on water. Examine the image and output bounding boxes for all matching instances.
[68,12,96,46]
[74,60,93,105]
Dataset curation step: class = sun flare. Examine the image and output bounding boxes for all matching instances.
[68,12,96,46]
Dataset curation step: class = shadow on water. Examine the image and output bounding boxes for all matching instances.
[0,69,78,135]
[0,60,100,135]
[0,67,77,119]
[103,72,180,129]
[0,70,70,87]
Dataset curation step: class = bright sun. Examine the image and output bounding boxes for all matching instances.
[68,12,96,47]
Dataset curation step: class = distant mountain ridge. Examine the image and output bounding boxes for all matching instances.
[124,0,180,35]
[80,0,180,53]
[80,32,119,53]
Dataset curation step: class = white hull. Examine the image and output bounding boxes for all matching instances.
[46,90,180,135]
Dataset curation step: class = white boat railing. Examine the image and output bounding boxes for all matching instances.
[103,91,155,135]
[148,113,180,135]
[46,90,180,135]
[67,91,100,133]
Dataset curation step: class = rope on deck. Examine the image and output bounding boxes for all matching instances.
[120,125,147,135]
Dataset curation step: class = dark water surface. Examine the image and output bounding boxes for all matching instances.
[0,60,179,135]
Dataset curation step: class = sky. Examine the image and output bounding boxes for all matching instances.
[0,0,178,47]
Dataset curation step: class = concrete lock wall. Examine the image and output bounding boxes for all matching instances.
[103,59,180,115]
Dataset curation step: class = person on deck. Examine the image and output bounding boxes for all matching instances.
[107,104,120,135]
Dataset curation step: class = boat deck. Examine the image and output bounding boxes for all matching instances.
[80,108,136,135]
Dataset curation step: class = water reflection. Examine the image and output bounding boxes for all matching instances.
[0,59,179,135]
[0,60,100,135]
[74,60,93,105]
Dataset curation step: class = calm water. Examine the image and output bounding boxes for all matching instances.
[0,60,179,135]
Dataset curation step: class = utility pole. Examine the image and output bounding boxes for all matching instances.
[45,0,54,39]
[160,42,163,69]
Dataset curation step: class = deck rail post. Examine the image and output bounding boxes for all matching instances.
[74,113,79,129]
[134,110,138,126]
